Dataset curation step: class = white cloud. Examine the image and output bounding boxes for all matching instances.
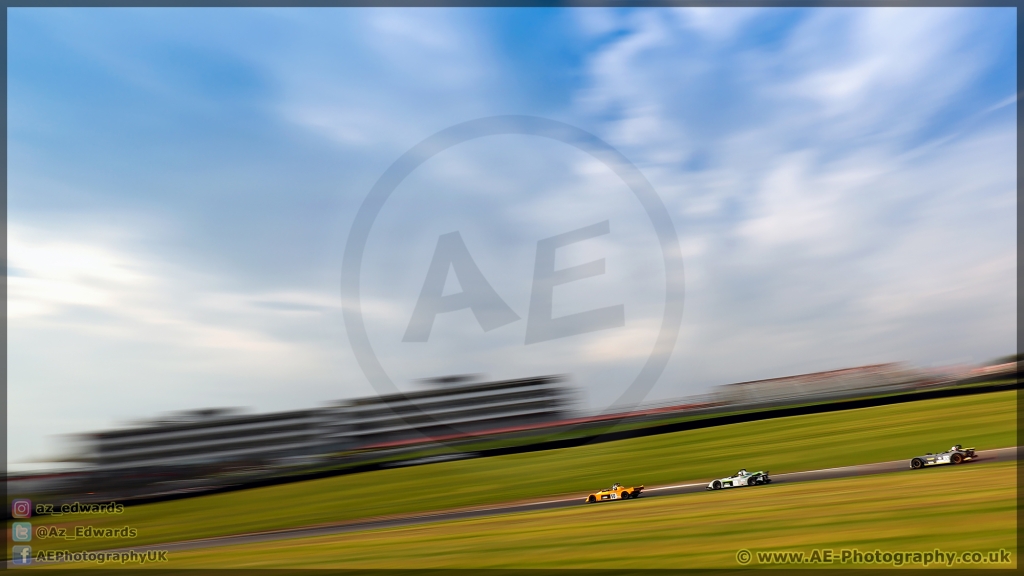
[7,225,150,318]
[570,7,1015,394]
[7,223,309,355]
[673,7,764,40]
[6,220,367,469]
[983,91,1017,115]
[272,10,499,150]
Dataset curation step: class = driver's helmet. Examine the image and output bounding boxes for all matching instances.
[951,444,961,451]
[738,469,747,476]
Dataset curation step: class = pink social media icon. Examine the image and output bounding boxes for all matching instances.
[12,499,32,518]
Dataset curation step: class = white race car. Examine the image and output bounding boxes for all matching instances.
[909,445,977,469]
[706,469,771,490]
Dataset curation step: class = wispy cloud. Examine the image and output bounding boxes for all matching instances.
[570,7,1015,386]
[7,223,317,355]
[6,220,363,469]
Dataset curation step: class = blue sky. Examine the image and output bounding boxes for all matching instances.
[7,8,1016,471]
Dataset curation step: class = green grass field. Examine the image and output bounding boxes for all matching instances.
[13,389,1016,558]
[299,380,1020,474]
[48,460,1018,569]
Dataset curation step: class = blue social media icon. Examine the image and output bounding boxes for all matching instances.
[12,545,32,566]
[11,522,32,542]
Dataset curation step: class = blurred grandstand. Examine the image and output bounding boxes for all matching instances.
[7,357,1017,510]
[713,363,940,406]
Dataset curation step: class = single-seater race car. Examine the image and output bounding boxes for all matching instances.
[706,469,771,490]
[909,445,977,469]
[585,482,644,503]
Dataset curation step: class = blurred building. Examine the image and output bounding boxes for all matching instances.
[72,376,571,472]
[77,408,334,472]
[322,375,571,448]
[712,363,925,405]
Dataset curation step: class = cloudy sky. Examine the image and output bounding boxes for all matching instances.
[7,8,1016,471]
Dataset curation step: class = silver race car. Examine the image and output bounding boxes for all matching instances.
[909,445,977,469]
[706,469,771,490]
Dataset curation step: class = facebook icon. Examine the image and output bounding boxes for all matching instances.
[12,545,32,566]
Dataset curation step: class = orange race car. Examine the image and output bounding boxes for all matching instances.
[584,482,644,503]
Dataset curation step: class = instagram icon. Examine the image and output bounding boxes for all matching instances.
[12,499,32,518]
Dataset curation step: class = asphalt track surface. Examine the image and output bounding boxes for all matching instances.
[19,446,1015,566]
